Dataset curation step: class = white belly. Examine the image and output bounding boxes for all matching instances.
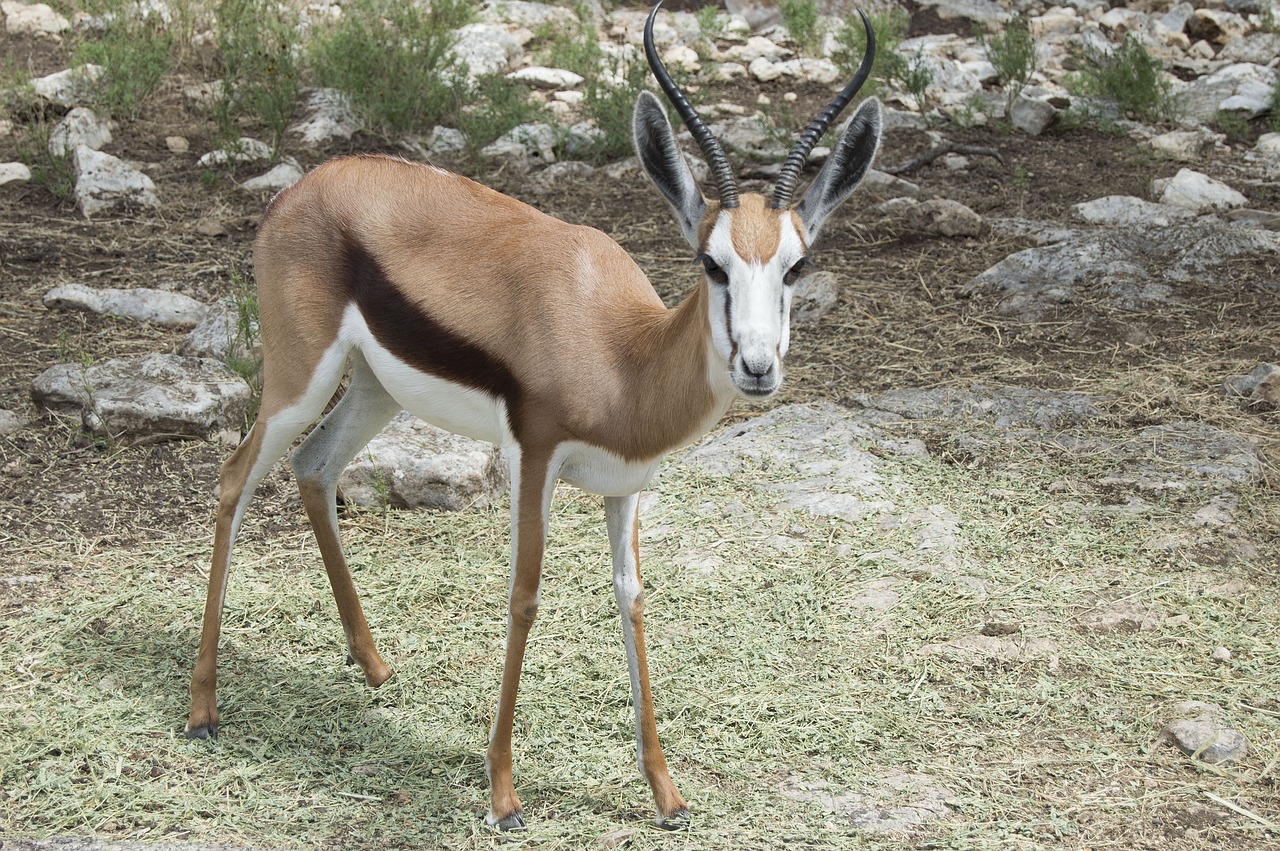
[339,305,512,445]
[554,441,662,497]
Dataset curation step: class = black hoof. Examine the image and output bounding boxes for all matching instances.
[185,723,218,740]
[493,811,526,832]
[656,808,690,830]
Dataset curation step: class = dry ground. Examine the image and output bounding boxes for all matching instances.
[1,19,1279,851]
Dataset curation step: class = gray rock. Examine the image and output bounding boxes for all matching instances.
[724,0,781,30]
[31,65,104,107]
[1187,8,1248,45]
[913,0,1010,25]
[860,169,921,200]
[506,66,584,89]
[197,137,272,167]
[288,88,360,146]
[1217,32,1280,65]
[451,23,524,80]
[1255,133,1280,157]
[425,125,467,158]
[43,283,207,328]
[562,122,606,158]
[181,298,260,363]
[3,0,70,36]
[1222,208,1280,231]
[968,221,1279,322]
[0,162,32,186]
[1144,129,1222,162]
[72,146,159,218]
[705,115,785,160]
[528,160,595,194]
[1180,62,1278,121]
[48,107,112,157]
[852,385,1099,431]
[480,122,558,166]
[31,354,251,445]
[0,408,26,435]
[1151,169,1247,211]
[338,412,507,510]
[239,158,304,193]
[1160,703,1249,765]
[906,198,984,238]
[790,271,839,324]
[481,0,579,29]
[779,773,953,833]
[1071,195,1195,227]
[1223,362,1280,408]
[1009,93,1057,136]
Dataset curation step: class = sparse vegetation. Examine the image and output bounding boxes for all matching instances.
[72,4,175,120]
[454,74,549,153]
[779,0,823,56]
[1212,109,1251,145]
[832,6,910,97]
[980,19,1037,112]
[212,0,302,155]
[307,0,473,137]
[1067,35,1180,124]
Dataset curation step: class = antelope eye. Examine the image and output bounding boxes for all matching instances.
[783,257,809,285]
[699,254,729,285]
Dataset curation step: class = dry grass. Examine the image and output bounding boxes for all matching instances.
[2,420,1277,848]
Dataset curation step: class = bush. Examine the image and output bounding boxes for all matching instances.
[73,6,174,120]
[213,0,302,155]
[307,0,473,136]
[832,7,910,97]
[1068,36,1180,124]
[779,0,822,56]
[454,74,549,152]
[979,20,1036,111]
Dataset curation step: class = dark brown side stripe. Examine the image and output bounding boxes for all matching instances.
[339,234,524,431]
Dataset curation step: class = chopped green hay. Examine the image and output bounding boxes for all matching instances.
[2,428,1277,849]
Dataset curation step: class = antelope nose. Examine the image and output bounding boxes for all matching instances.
[741,357,775,379]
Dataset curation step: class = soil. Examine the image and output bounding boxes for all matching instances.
[1,21,1278,850]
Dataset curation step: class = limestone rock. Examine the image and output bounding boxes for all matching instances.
[48,107,112,157]
[480,122,558,166]
[1187,8,1247,45]
[31,354,250,444]
[1144,129,1222,162]
[43,283,207,328]
[506,66,585,89]
[1180,63,1278,121]
[1071,195,1195,227]
[181,298,260,363]
[1151,169,1247,212]
[1223,363,1280,408]
[31,65,104,107]
[197,137,271,167]
[2,1,69,37]
[288,88,360,146]
[0,162,31,186]
[451,23,524,80]
[1009,93,1057,136]
[906,199,984,238]
[860,169,921,199]
[73,146,159,218]
[338,412,507,510]
[239,159,305,193]
[790,271,839,324]
[748,56,782,82]
[1159,703,1249,765]
[528,160,595,194]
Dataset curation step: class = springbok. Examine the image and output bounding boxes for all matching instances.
[185,2,881,831]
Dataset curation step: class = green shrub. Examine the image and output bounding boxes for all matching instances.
[213,0,301,155]
[832,7,910,97]
[535,1,603,77]
[73,7,174,120]
[779,0,823,56]
[580,57,651,162]
[979,20,1036,111]
[307,0,473,136]
[1067,36,1179,124]
[454,74,549,152]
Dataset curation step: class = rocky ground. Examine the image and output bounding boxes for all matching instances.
[1,0,1278,848]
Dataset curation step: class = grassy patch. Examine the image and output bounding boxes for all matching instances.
[831,6,910,99]
[1067,36,1180,125]
[212,0,302,155]
[2,414,1276,847]
[980,19,1037,112]
[778,0,822,56]
[307,0,473,137]
[72,1,175,120]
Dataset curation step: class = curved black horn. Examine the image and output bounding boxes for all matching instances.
[772,9,877,209]
[643,1,739,208]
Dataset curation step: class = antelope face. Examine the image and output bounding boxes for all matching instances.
[635,2,882,401]
[698,196,808,398]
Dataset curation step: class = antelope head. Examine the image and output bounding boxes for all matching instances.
[634,3,882,399]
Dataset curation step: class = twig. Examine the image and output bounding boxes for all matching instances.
[1202,791,1279,831]
[882,142,1007,175]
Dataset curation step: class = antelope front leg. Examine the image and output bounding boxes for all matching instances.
[486,448,555,831]
[605,494,689,827]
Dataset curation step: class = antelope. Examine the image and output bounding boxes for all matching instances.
[185,2,881,831]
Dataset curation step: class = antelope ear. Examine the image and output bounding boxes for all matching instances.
[795,97,882,244]
[633,90,707,249]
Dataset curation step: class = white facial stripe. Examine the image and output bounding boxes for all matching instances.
[702,210,803,395]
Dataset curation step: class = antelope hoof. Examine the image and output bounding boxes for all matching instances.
[487,810,526,832]
[184,722,219,740]
[346,654,394,688]
[656,808,690,830]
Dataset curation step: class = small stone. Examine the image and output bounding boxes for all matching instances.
[906,199,983,238]
[661,44,700,72]
[1145,129,1222,162]
[288,88,361,146]
[506,66,585,89]
[73,146,160,218]
[194,217,228,237]
[1151,168,1247,212]
[749,56,781,82]
[1211,646,1231,663]
[239,159,305,193]
[1223,363,1280,408]
[165,135,190,153]
[1009,93,1057,136]
[48,107,112,157]
[0,409,26,435]
[197,137,272,167]
[2,1,70,37]
[1160,715,1249,765]
[0,162,32,186]
[1255,133,1280,157]
[1071,195,1195,227]
[791,271,839,324]
[31,65,104,107]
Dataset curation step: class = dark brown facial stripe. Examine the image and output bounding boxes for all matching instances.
[339,235,523,428]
